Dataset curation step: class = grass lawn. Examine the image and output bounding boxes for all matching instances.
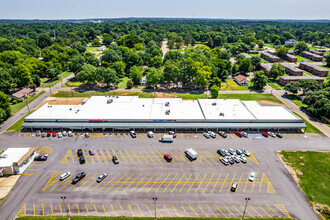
[10,91,45,115]
[118,77,129,89]
[62,77,84,87]
[267,80,284,90]
[283,94,308,108]
[6,110,35,132]
[218,93,283,104]
[86,47,99,52]
[292,112,322,134]
[264,43,275,48]
[40,72,72,88]
[223,79,249,91]
[293,54,312,63]
[302,71,314,76]
[279,151,330,219]
[16,217,289,220]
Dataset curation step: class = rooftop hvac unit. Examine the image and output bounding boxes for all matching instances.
[165,102,170,106]
[107,99,113,104]
[219,112,224,116]
[165,109,170,115]
[212,102,216,106]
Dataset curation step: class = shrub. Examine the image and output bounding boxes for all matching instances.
[126,79,134,89]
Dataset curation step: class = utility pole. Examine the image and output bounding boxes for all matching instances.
[242,197,250,220]
[25,98,30,112]
[152,197,158,220]
[48,83,52,95]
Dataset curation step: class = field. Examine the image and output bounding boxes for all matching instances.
[292,112,322,134]
[279,151,330,219]
[283,95,308,108]
[40,72,72,88]
[6,110,35,132]
[222,79,249,91]
[11,91,45,115]
[218,93,283,104]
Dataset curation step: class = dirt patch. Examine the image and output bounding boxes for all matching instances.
[312,202,330,220]
[277,152,301,183]
[33,97,86,110]
[0,175,20,200]
[258,100,283,106]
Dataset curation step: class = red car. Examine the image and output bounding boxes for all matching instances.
[164,154,172,162]
[235,131,243,137]
[52,131,57,137]
[47,131,51,137]
[262,132,269,137]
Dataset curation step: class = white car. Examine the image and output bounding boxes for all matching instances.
[68,131,73,137]
[58,132,62,138]
[239,156,247,163]
[207,131,216,138]
[97,173,108,183]
[249,172,256,182]
[85,132,90,138]
[147,131,154,138]
[268,132,276,138]
[242,148,251,157]
[203,132,210,139]
[62,131,67,136]
[60,172,71,181]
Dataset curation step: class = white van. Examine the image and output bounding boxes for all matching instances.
[185,148,198,160]
[159,135,173,142]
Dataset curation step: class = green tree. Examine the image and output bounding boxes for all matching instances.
[193,62,212,88]
[149,56,163,68]
[129,65,144,84]
[124,51,143,72]
[295,41,309,52]
[298,79,321,95]
[251,71,267,90]
[163,60,180,83]
[16,64,32,87]
[284,82,300,94]
[76,64,100,85]
[238,58,252,73]
[251,56,261,70]
[126,79,134,89]
[31,74,41,87]
[0,68,12,94]
[325,54,330,67]
[110,61,126,78]
[257,39,264,49]
[37,34,53,49]
[0,91,11,123]
[99,67,120,87]
[146,67,163,88]
[92,39,101,47]
[210,84,219,98]
[276,46,289,57]
[269,63,285,80]
[103,34,113,46]
[69,55,85,73]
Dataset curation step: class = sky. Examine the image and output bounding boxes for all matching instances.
[0,0,329,20]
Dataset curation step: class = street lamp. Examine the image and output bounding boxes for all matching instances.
[61,196,69,219]
[242,197,250,220]
[152,197,158,220]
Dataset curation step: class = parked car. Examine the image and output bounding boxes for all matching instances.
[85,133,90,138]
[236,149,243,155]
[218,131,227,138]
[220,158,229,166]
[239,156,247,163]
[130,130,137,138]
[203,132,210,139]
[59,172,71,181]
[89,149,94,155]
[34,154,48,161]
[249,172,256,182]
[233,156,240,163]
[235,131,243,137]
[79,155,85,164]
[36,130,41,136]
[169,131,177,138]
[242,131,248,138]
[226,156,234,164]
[96,173,107,183]
[228,148,235,155]
[223,149,230,156]
[112,155,119,164]
[147,131,154,138]
[42,132,46,138]
[268,132,276,138]
[62,131,67,136]
[47,131,51,137]
[58,132,62,138]
[164,154,172,162]
[77,149,83,157]
[262,132,269,137]
[217,149,226,157]
[231,182,238,192]
[275,132,283,138]
[68,131,73,137]
[52,131,57,137]
[242,149,250,157]
[208,131,216,138]
[72,172,86,184]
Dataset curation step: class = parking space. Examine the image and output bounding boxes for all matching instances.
[16,131,309,139]
[42,170,274,194]
[60,149,259,166]
[16,202,291,218]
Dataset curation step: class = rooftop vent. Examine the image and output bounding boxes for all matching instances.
[165,102,170,107]
[212,102,216,106]
[69,108,72,111]
[219,112,224,116]
[165,109,170,115]
[107,99,113,104]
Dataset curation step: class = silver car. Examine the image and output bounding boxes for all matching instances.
[208,131,216,138]
[36,130,41,136]
[203,132,210,139]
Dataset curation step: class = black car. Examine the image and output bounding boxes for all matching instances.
[34,155,43,161]
[218,131,227,138]
[217,149,226,157]
[112,155,119,164]
[275,132,283,138]
[77,149,83,157]
[72,172,86,184]
[34,154,48,161]
[79,155,85,164]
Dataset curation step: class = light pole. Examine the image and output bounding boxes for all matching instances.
[242,197,250,220]
[61,196,69,219]
[48,83,52,95]
[25,97,30,112]
[152,197,158,220]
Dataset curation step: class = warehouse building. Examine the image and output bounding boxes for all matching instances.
[23,96,306,132]
[0,148,36,176]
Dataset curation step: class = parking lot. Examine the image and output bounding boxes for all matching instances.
[0,131,327,220]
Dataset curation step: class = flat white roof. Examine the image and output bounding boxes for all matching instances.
[0,148,31,167]
[25,96,301,122]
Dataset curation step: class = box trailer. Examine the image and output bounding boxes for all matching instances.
[159,135,173,142]
[185,148,198,160]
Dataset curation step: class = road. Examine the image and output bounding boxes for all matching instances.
[0,73,75,135]
[161,39,169,60]
[0,132,328,220]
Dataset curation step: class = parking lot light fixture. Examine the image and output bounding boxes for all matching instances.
[242,197,250,220]
[152,197,158,219]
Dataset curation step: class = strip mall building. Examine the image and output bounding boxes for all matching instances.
[23,96,306,132]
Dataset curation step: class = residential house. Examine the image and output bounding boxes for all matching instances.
[12,88,33,100]
[140,76,147,86]
[234,74,249,86]
[97,46,106,51]
[285,39,298,46]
